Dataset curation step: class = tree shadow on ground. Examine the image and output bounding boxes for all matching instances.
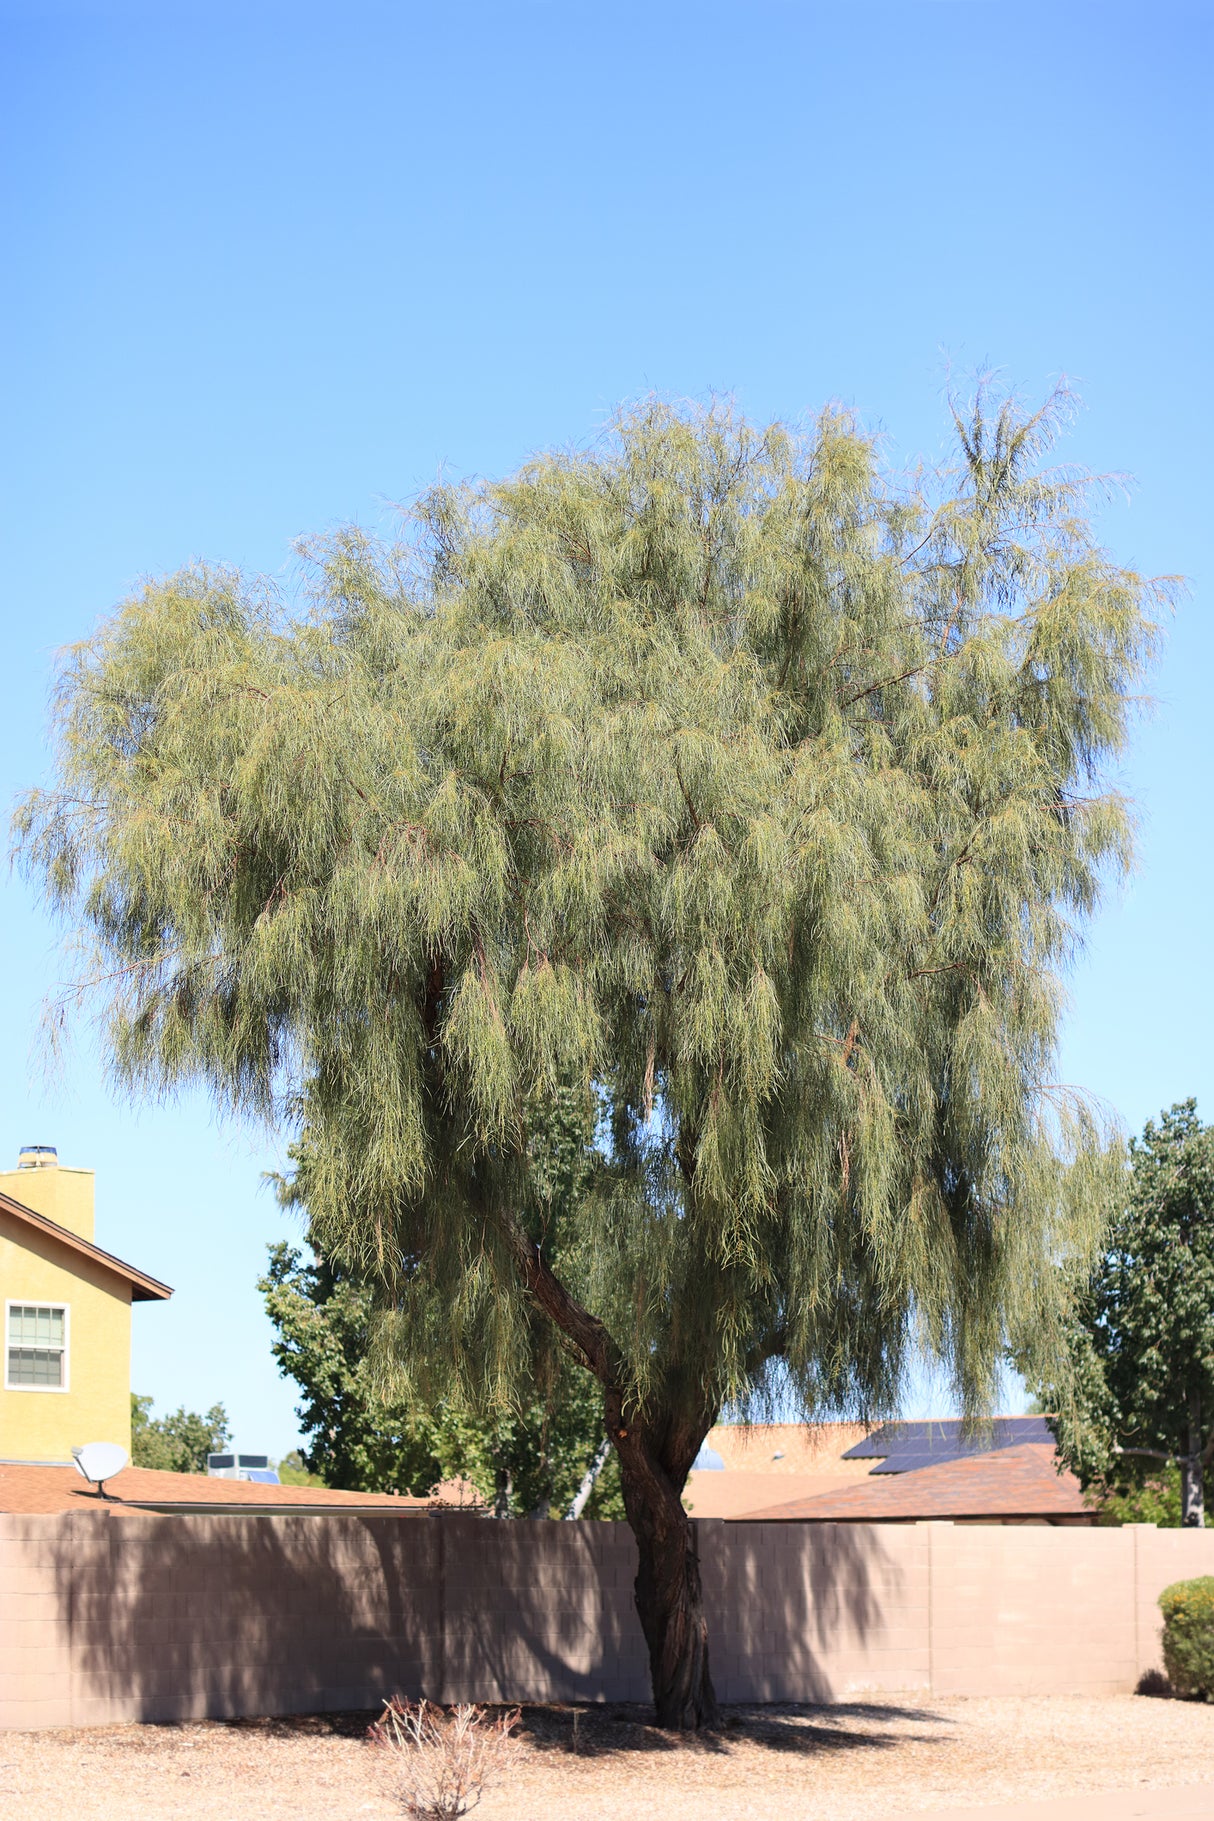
[192,1697,954,1759]
[509,1698,954,1758]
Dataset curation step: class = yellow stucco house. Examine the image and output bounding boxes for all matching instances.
[0,1146,171,1464]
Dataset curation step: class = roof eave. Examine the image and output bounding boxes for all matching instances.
[0,1190,173,1300]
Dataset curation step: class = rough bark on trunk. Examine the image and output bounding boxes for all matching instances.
[614,1419,718,1729]
[495,1208,719,1727]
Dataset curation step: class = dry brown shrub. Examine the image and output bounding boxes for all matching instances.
[368,1697,521,1819]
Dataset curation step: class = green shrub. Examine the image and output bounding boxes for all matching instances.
[1092,1463,1214,1528]
[1159,1577,1214,1700]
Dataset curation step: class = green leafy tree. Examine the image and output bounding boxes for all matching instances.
[1044,1102,1214,1527]
[259,1244,443,1493]
[1094,1468,1184,1528]
[274,1449,325,1488]
[130,1393,230,1473]
[260,1238,623,1516]
[17,389,1163,1725]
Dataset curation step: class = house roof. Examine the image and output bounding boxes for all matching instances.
[736,1443,1090,1523]
[706,1421,874,1474]
[0,1461,437,1516]
[685,1422,879,1519]
[0,1189,172,1301]
[685,1467,874,1519]
[843,1414,1056,1474]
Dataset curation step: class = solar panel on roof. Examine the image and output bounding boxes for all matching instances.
[843,1415,1054,1473]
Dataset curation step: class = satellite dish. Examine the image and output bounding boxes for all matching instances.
[71,1442,129,1499]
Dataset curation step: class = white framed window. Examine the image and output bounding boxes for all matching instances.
[5,1301,70,1392]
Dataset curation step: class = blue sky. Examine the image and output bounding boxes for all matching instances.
[1,2,1210,1456]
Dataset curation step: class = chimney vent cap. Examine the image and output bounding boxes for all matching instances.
[18,1145,58,1169]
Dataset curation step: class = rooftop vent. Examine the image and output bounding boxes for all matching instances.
[207,1452,280,1484]
[18,1145,58,1169]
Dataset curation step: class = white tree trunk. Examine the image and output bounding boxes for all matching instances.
[565,1437,611,1519]
[1182,1394,1205,1527]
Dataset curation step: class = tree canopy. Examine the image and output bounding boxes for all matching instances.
[130,1393,230,1474]
[17,388,1164,1723]
[1041,1101,1214,1527]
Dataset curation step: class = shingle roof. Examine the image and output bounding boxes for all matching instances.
[0,1190,172,1301]
[685,1422,879,1519]
[0,1461,434,1516]
[735,1443,1090,1522]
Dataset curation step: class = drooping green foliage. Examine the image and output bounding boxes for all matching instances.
[130,1392,230,1474]
[1159,1577,1214,1699]
[260,1239,624,1516]
[262,1082,624,1514]
[1042,1101,1214,1525]
[17,389,1167,1721]
[17,389,1160,1443]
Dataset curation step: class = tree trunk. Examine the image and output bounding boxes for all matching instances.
[1182,1393,1204,1528]
[615,1429,718,1729]
[491,1206,718,1726]
[565,1435,611,1519]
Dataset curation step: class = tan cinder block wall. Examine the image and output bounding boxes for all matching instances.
[925,1521,1139,1697]
[700,1518,931,1701]
[4,1512,1214,1730]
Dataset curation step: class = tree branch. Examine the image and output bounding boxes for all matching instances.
[489,1193,627,1397]
[839,664,928,709]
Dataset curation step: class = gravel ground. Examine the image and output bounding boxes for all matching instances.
[4,1693,1213,1821]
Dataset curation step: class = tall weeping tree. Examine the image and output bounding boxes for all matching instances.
[16,388,1164,1727]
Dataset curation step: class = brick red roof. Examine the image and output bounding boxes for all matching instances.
[686,1422,879,1519]
[737,1443,1090,1522]
[0,1461,435,1516]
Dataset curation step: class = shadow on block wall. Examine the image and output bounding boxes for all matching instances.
[35,1509,918,1726]
[53,1510,444,1725]
[701,1518,923,1702]
[437,1513,649,1703]
[46,1510,652,1723]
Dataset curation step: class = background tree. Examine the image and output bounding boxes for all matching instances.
[17,389,1163,1725]
[130,1393,230,1474]
[261,1239,624,1516]
[263,1084,624,1516]
[274,1449,325,1488]
[1041,1101,1214,1527]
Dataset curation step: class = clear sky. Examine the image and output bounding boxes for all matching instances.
[1,2,1210,1456]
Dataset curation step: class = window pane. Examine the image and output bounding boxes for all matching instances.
[8,1346,64,1388]
[8,1305,65,1347]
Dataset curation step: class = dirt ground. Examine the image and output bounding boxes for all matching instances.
[5,1693,1213,1821]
